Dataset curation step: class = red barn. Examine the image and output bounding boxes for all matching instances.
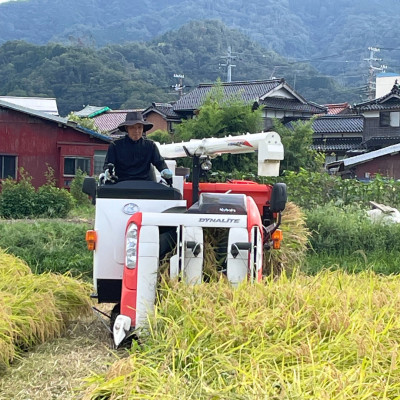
[0,99,111,189]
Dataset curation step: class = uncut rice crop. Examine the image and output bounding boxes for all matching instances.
[0,249,92,368]
[83,270,400,400]
[264,201,310,276]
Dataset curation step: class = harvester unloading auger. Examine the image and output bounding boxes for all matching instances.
[83,131,287,347]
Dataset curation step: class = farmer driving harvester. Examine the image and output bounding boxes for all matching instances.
[103,111,173,184]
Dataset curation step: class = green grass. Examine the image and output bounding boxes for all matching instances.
[304,251,400,275]
[304,203,400,275]
[0,220,93,278]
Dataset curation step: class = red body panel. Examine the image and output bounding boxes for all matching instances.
[246,196,264,282]
[120,213,142,325]
[183,180,272,215]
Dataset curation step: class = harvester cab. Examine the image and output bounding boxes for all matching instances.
[83,131,287,347]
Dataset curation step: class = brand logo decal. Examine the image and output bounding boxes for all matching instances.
[227,140,253,147]
[219,208,237,213]
[123,203,139,215]
[199,217,240,223]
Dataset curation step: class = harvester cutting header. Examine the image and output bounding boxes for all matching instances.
[83,130,287,346]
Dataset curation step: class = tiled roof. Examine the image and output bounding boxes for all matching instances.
[93,109,144,133]
[143,103,180,119]
[311,137,363,151]
[324,103,350,115]
[362,136,400,148]
[259,97,326,114]
[173,79,284,111]
[312,115,364,134]
[355,83,400,111]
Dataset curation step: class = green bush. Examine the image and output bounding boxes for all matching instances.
[0,168,74,219]
[34,184,74,218]
[0,169,36,218]
[69,168,92,206]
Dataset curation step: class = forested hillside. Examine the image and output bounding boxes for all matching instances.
[0,20,350,116]
[1,0,400,84]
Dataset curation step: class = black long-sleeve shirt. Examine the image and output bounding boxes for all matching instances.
[104,135,168,181]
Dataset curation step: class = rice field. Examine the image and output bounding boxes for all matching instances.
[83,271,400,399]
[0,249,92,368]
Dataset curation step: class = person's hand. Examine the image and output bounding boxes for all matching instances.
[161,169,173,186]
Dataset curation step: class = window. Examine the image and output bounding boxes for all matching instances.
[94,150,107,176]
[380,111,400,127]
[64,157,90,176]
[380,112,390,127]
[0,155,16,179]
[390,112,400,127]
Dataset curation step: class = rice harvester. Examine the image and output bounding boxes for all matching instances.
[82,131,287,346]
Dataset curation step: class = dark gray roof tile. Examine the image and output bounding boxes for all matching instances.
[143,103,180,119]
[311,137,363,151]
[173,79,283,111]
[260,98,326,113]
[312,115,364,134]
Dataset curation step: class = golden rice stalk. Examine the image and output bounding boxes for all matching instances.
[0,298,14,368]
[0,249,31,278]
[0,249,92,366]
[83,271,400,399]
[264,201,310,277]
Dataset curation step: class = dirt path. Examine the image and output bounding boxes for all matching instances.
[0,311,127,400]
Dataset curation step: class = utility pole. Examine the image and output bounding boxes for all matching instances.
[219,46,236,82]
[364,47,387,100]
[172,74,185,98]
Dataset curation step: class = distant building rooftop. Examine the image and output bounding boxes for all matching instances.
[324,103,350,115]
[74,105,110,118]
[0,96,59,116]
[92,109,144,134]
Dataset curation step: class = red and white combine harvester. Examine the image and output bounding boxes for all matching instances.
[83,131,287,346]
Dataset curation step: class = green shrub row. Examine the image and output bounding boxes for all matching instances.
[211,168,400,210]
[0,168,91,219]
[304,202,400,275]
[305,203,400,253]
[280,169,400,210]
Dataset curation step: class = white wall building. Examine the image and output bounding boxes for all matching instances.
[376,72,400,98]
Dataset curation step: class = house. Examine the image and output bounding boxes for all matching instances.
[0,99,111,189]
[74,105,144,136]
[142,103,181,134]
[310,115,364,163]
[352,82,400,150]
[324,102,351,115]
[326,143,400,180]
[172,78,327,131]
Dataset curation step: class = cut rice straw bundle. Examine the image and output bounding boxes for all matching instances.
[0,248,92,368]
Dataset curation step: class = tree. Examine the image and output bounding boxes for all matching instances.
[273,118,324,174]
[173,81,264,176]
[67,112,100,132]
[174,81,263,141]
[147,129,173,144]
